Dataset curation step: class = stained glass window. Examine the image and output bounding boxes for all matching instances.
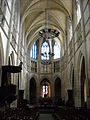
[76,0,81,24]
[69,21,73,41]
[54,42,60,59]
[42,85,48,98]
[30,42,37,59]
[41,41,50,60]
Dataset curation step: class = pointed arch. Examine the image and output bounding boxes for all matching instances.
[80,56,87,107]
[54,77,61,105]
[29,77,37,104]
[40,78,51,98]
[77,51,87,107]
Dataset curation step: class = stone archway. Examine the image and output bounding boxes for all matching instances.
[80,57,87,107]
[29,78,37,105]
[54,77,61,105]
[39,78,52,105]
[66,68,75,107]
[40,78,51,98]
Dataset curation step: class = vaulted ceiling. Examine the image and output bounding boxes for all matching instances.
[20,0,72,48]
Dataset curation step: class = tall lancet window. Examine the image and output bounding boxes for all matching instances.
[69,20,73,41]
[30,42,37,59]
[54,42,60,59]
[76,0,81,24]
[42,85,48,98]
[41,41,50,60]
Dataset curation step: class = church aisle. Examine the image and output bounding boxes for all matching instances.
[39,113,54,120]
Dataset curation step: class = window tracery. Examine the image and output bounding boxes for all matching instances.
[41,41,50,60]
[76,0,81,24]
[54,41,60,59]
[30,42,37,59]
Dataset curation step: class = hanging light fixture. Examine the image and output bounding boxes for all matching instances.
[39,0,60,65]
[39,0,60,41]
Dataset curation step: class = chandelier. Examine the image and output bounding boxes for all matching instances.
[39,0,60,40]
[39,28,60,40]
[39,0,60,65]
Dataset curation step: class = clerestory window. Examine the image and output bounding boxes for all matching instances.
[69,21,73,41]
[41,41,50,60]
[54,41,60,59]
[76,0,81,24]
[30,42,37,59]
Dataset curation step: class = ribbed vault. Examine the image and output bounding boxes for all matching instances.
[20,0,72,48]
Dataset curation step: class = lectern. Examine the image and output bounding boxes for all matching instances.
[0,63,22,107]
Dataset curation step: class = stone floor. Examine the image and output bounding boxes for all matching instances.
[39,107,55,120]
[39,113,54,120]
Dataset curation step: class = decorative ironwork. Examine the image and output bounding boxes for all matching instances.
[39,28,59,40]
[39,0,60,65]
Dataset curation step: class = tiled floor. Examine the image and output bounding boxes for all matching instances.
[39,113,54,120]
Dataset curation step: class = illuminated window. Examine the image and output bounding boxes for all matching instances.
[54,42,60,59]
[76,0,81,24]
[41,41,50,60]
[7,0,12,11]
[69,21,73,41]
[30,42,37,59]
[42,85,48,98]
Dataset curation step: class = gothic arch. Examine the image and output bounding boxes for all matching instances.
[80,56,87,107]
[77,51,87,107]
[54,77,61,104]
[40,78,51,98]
[40,76,50,83]
[54,74,61,81]
[29,77,37,105]
[30,74,37,82]
[40,78,50,84]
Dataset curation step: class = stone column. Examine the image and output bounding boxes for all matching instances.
[37,39,41,103]
[80,0,90,108]
[86,36,90,107]
[6,0,15,64]
[74,63,81,107]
